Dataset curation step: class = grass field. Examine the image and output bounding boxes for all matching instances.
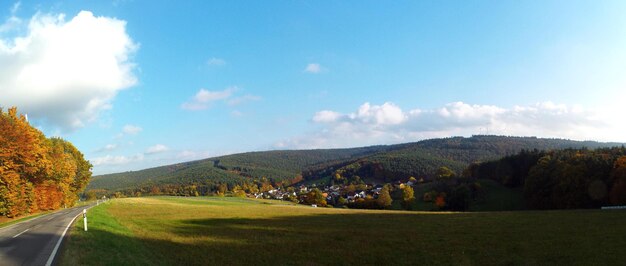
[60,196,626,265]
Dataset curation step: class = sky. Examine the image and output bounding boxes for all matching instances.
[1,0,626,175]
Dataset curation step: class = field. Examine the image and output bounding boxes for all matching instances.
[60,197,626,265]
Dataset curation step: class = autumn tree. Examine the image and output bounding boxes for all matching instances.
[401,185,415,210]
[0,107,92,217]
[0,107,50,216]
[305,188,327,207]
[377,184,392,209]
[437,166,456,180]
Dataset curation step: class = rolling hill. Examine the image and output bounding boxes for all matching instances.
[88,135,624,191]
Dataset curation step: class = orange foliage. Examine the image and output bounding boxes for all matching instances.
[0,107,92,217]
[35,183,63,210]
[435,194,446,208]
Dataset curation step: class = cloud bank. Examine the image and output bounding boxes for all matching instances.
[277,101,622,149]
[0,10,138,131]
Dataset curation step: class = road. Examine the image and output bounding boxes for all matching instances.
[0,204,94,266]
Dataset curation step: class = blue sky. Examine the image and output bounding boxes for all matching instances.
[1,1,625,175]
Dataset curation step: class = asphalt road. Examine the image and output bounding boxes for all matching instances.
[0,204,94,266]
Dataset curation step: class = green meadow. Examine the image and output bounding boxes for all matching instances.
[60,197,626,265]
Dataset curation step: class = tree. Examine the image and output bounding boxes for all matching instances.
[85,190,97,201]
[377,184,392,209]
[437,166,456,180]
[217,183,228,196]
[305,188,327,207]
[435,193,446,209]
[401,185,415,210]
[448,184,471,211]
[610,156,626,205]
[150,186,161,195]
[337,196,347,207]
[524,155,558,209]
[0,107,92,217]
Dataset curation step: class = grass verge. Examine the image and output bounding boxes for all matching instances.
[59,201,159,265]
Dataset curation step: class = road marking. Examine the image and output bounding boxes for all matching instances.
[46,205,94,266]
[12,229,29,238]
[47,216,55,221]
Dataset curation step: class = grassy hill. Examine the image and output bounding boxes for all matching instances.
[61,197,626,265]
[88,135,623,191]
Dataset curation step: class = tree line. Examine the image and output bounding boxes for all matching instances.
[465,147,626,209]
[0,107,92,217]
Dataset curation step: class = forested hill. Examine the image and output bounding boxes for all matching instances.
[88,135,624,192]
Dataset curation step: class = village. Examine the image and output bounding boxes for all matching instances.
[252,178,421,208]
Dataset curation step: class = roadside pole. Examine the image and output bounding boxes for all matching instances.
[83,209,88,231]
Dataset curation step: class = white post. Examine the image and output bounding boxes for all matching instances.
[83,209,88,231]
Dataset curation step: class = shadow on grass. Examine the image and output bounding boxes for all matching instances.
[61,210,626,266]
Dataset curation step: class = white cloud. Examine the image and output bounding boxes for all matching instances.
[231,110,243,117]
[279,101,624,149]
[95,143,117,153]
[312,110,342,123]
[181,87,236,110]
[122,124,142,135]
[207,57,226,66]
[91,153,144,166]
[313,102,406,126]
[0,2,21,33]
[0,2,20,31]
[146,144,168,154]
[10,2,20,14]
[181,86,260,111]
[195,87,234,102]
[0,10,138,131]
[227,94,261,106]
[304,63,322,73]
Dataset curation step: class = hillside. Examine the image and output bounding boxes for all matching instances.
[88,146,390,191]
[88,135,624,192]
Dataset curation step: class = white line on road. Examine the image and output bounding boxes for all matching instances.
[13,229,29,238]
[45,206,94,266]
[44,212,79,266]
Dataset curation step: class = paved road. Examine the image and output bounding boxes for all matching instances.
[0,204,94,266]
